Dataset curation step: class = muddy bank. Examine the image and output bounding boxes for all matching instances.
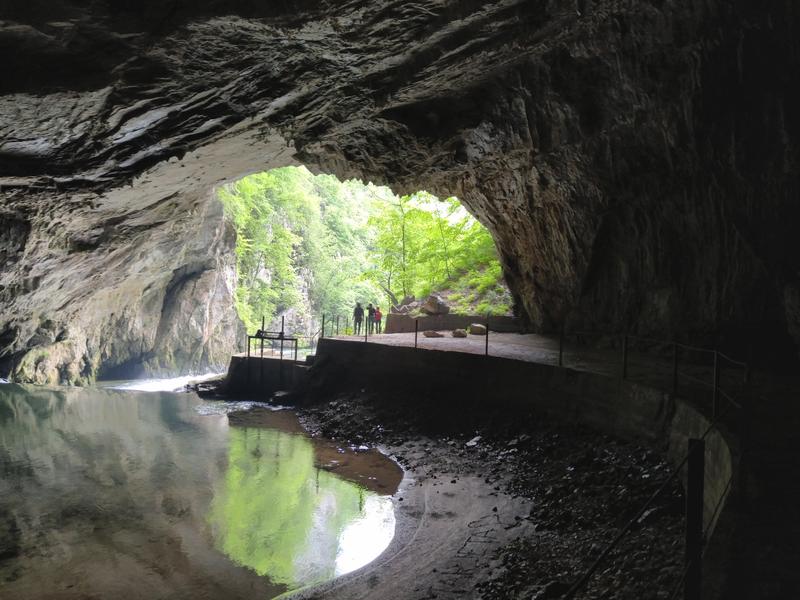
[293,391,684,600]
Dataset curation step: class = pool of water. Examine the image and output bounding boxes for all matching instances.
[0,384,402,599]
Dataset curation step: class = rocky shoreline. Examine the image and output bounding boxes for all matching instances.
[294,391,684,600]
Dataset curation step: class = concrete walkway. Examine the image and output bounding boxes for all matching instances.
[328,331,799,599]
[331,331,744,412]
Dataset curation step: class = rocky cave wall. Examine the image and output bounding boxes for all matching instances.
[1,0,799,383]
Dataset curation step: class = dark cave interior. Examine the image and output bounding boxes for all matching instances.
[1,1,799,598]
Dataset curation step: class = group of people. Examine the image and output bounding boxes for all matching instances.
[353,302,383,335]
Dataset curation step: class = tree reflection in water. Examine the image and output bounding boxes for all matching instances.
[209,426,396,586]
[0,384,398,600]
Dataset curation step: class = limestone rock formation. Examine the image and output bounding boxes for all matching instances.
[391,295,417,314]
[1,0,799,381]
[469,324,487,336]
[421,294,450,316]
[2,185,244,384]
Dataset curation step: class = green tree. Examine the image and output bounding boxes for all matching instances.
[218,167,511,335]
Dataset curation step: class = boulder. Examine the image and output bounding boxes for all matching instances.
[400,294,416,307]
[469,323,487,335]
[421,293,450,315]
[452,329,467,338]
[423,330,444,338]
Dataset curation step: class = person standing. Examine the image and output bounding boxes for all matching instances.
[366,303,376,334]
[353,302,364,335]
[374,306,383,334]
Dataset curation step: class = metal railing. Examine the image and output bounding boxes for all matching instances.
[251,314,745,598]
[554,331,748,600]
[313,317,749,599]
[558,331,749,419]
[561,408,738,599]
[318,312,386,340]
[309,316,748,598]
[251,314,746,599]
[316,311,502,347]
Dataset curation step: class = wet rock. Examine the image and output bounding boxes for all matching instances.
[0,511,20,560]
[469,323,487,336]
[531,580,570,599]
[452,328,467,338]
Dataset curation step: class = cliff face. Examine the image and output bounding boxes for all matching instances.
[0,173,246,383]
[1,0,799,382]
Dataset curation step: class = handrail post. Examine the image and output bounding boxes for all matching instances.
[247,337,252,385]
[685,438,705,600]
[672,341,679,396]
[558,323,564,367]
[621,334,629,380]
[712,351,720,417]
[321,314,325,340]
[279,335,284,388]
[485,313,490,356]
[414,318,419,348]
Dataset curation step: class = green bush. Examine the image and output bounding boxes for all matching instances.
[219,167,512,331]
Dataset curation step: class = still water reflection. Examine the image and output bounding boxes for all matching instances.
[0,384,401,599]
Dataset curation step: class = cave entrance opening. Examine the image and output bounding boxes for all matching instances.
[217,166,511,351]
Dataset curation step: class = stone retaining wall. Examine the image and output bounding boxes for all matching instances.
[309,338,735,546]
[384,313,520,334]
[223,355,308,397]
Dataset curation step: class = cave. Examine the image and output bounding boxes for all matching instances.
[1,1,799,599]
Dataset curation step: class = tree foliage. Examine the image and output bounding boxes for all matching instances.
[218,167,509,334]
[209,426,373,587]
[366,192,501,304]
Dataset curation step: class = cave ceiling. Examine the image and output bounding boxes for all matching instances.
[1,0,799,381]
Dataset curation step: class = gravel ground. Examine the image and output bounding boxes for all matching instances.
[297,391,685,600]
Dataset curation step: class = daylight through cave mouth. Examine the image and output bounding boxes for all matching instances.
[217,166,512,342]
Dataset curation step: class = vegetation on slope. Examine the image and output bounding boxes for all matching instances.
[218,167,511,334]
